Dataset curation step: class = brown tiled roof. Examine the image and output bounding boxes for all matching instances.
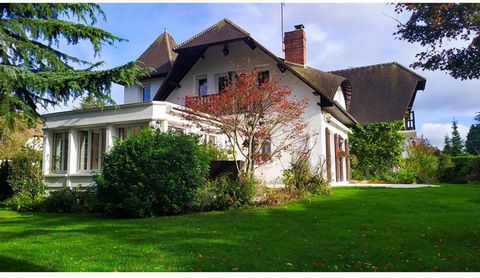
[286,63,352,110]
[137,31,177,78]
[153,18,358,125]
[175,18,250,51]
[331,62,426,124]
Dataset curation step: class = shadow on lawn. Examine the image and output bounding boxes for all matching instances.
[1,186,480,272]
[0,256,52,271]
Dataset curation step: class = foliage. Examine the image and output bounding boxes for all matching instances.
[443,134,452,155]
[0,3,149,129]
[182,68,308,178]
[0,118,42,160]
[194,175,256,211]
[75,93,108,110]
[383,169,419,184]
[441,155,480,183]
[394,3,480,80]
[0,160,13,201]
[95,128,211,218]
[401,136,453,184]
[43,186,97,213]
[5,146,45,206]
[203,143,229,161]
[5,190,44,212]
[466,113,480,155]
[349,121,404,179]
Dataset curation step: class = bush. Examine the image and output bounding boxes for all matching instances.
[402,137,443,183]
[5,191,44,212]
[441,156,480,183]
[4,147,45,211]
[195,175,256,211]
[95,128,211,218]
[0,160,13,201]
[43,186,97,213]
[282,152,331,195]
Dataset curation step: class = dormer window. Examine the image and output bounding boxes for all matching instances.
[196,75,208,96]
[142,86,151,102]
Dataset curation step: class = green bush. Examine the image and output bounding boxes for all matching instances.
[43,187,96,213]
[283,153,331,195]
[95,128,211,218]
[0,160,13,201]
[194,175,255,211]
[5,191,44,212]
[441,156,480,183]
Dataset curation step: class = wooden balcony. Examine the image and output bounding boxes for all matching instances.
[404,110,415,131]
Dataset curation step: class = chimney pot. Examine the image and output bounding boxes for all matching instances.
[294,24,305,30]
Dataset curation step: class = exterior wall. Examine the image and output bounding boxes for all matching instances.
[124,78,164,104]
[333,87,347,110]
[42,101,226,188]
[164,40,350,185]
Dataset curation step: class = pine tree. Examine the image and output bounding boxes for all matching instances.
[0,3,149,130]
[450,118,465,156]
[466,113,480,155]
[75,93,106,110]
[443,134,452,155]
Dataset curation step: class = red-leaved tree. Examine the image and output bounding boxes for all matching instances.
[182,69,308,178]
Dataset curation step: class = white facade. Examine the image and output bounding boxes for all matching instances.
[42,40,351,188]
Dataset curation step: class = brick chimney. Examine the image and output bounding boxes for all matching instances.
[284,24,306,65]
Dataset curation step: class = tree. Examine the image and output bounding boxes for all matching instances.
[182,69,308,178]
[349,121,405,179]
[394,4,480,80]
[449,118,465,156]
[75,93,107,110]
[0,3,149,130]
[443,134,452,155]
[466,113,480,155]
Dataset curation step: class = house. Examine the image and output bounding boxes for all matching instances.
[41,18,426,188]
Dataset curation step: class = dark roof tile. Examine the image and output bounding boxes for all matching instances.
[137,31,177,77]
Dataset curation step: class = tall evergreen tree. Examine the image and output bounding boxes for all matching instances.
[0,3,149,130]
[466,113,480,155]
[443,134,452,155]
[450,118,465,156]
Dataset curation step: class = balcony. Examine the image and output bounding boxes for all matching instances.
[404,110,415,131]
[185,94,221,110]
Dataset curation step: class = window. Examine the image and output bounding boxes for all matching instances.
[142,86,151,102]
[260,139,272,155]
[51,132,69,173]
[78,129,106,171]
[208,135,216,145]
[216,74,229,93]
[169,126,185,134]
[257,69,269,85]
[196,76,208,96]
[117,127,126,140]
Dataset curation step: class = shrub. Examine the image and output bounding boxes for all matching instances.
[203,143,228,160]
[441,156,480,183]
[4,147,45,211]
[349,121,404,179]
[194,175,256,211]
[43,186,97,213]
[95,128,211,218]
[0,160,13,201]
[283,152,331,195]
[5,191,44,212]
[402,137,441,183]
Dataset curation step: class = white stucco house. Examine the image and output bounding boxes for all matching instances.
[42,19,426,188]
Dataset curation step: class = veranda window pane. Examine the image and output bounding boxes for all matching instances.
[91,131,100,170]
[79,131,88,171]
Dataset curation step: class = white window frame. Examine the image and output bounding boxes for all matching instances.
[215,73,229,94]
[142,84,151,102]
[51,131,69,174]
[195,75,208,96]
[78,128,105,172]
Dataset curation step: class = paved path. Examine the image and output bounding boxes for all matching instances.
[333,183,440,188]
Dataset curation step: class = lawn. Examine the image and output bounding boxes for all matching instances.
[1,184,479,272]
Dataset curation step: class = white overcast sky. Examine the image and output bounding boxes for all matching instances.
[41,2,480,148]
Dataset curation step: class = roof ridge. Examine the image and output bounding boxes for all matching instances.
[329,62,398,73]
[136,31,170,62]
[174,18,250,50]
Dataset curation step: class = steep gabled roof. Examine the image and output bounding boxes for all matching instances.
[153,18,358,125]
[331,62,426,124]
[175,18,250,51]
[137,31,177,78]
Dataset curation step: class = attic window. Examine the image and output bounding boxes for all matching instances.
[257,68,269,85]
[196,76,208,96]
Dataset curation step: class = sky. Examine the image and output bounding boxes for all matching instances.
[42,3,480,148]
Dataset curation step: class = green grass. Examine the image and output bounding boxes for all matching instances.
[1,184,480,272]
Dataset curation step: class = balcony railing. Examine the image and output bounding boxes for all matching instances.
[404,110,415,131]
[185,94,221,110]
